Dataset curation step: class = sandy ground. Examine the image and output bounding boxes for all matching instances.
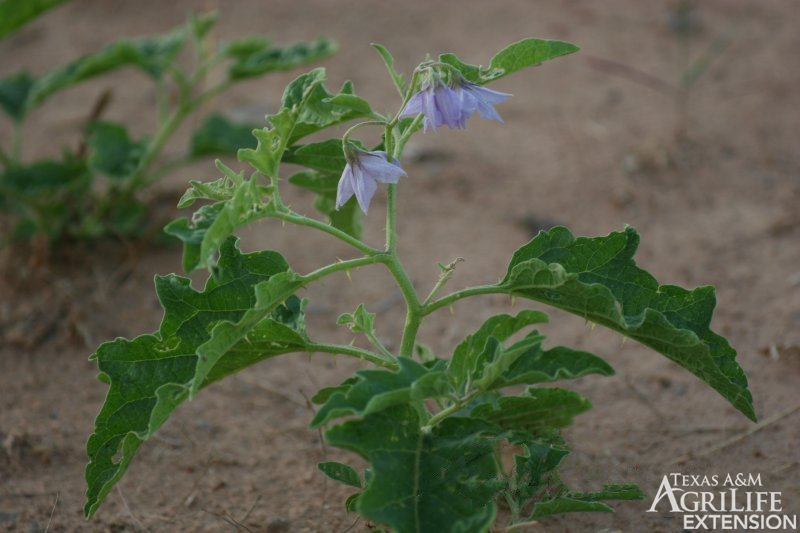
[1,0,799,531]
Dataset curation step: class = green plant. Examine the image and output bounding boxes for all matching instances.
[83,38,755,532]
[0,11,335,243]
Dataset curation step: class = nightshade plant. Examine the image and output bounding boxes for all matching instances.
[84,38,756,532]
[0,11,334,243]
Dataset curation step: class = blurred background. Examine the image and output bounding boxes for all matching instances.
[1,0,798,531]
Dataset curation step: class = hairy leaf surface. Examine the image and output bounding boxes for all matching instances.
[495,226,755,420]
[325,405,500,533]
[85,238,308,517]
[311,357,449,427]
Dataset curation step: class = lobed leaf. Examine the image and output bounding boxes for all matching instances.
[226,37,336,80]
[325,405,501,533]
[448,310,549,393]
[471,388,592,434]
[311,357,449,427]
[85,238,309,517]
[27,27,187,107]
[87,122,147,182]
[494,226,755,421]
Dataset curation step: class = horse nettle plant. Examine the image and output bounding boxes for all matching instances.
[0,10,335,243]
[84,38,755,532]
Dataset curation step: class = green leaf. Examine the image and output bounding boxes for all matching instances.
[494,344,615,389]
[371,43,405,93]
[0,0,66,39]
[0,70,34,121]
[166,174,271,271]
[497,226,755,421]
[189,114,259,158]
[531,497,614,518]
[189,11,217,42]
[318,461,362,488]
[471,388,591,433]
[337,303,376,336]
[0,157,90,240]
[325,405,500,533]
[87,122,147,182]
[226,37,336,80]
[448,310,549,393]
[489,39,580,80]
[175,162,241,209]
[439,37,579,85]
[311,357,449,427]
[287,79,375,145]
[0,157,89,197]
[27,26,186,107]
[282,139,345,174]
[508,439,569,504]
[85,237,309,518]
[164,202,226,274]
[288,169,362,239]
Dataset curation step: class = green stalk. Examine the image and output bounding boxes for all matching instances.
[306,342,397,369]
[276,210,380,256]
[423,285,505,316]
[11,121,22,163]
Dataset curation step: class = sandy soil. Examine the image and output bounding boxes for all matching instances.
[1,0,799,531]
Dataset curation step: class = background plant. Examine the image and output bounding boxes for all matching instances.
[83,37,756,532]
[0,9,334,243]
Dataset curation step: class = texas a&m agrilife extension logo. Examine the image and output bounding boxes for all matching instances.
[647,472,797,530]
[647,473,797,531]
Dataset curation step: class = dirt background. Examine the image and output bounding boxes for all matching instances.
[1,0,799,531]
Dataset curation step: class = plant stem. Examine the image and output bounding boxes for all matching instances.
[386,256,422,357]
[122,101,190,195]
[424,390,481,429]
[364,331,395,360]
[276,210,380,256]
[301,254,388,284]
[306,342,397,369]
[12,121,22,163]
[422,284,506,316]
[0,143,10,167]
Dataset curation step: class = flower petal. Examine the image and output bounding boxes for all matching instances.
[335,164,355,210]
[358,152,407,184]
[351,164,378,214]
[399,91,425,117]
[468,84,511,105]
[434,84,465,129]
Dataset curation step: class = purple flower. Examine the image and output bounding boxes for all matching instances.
[336,148,406,215]
[400,79,511,131]
[459,82,511,124]
[400,81,466,131]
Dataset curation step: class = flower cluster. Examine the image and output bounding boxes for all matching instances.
[336,74,511,214]
[400,79,511,131]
